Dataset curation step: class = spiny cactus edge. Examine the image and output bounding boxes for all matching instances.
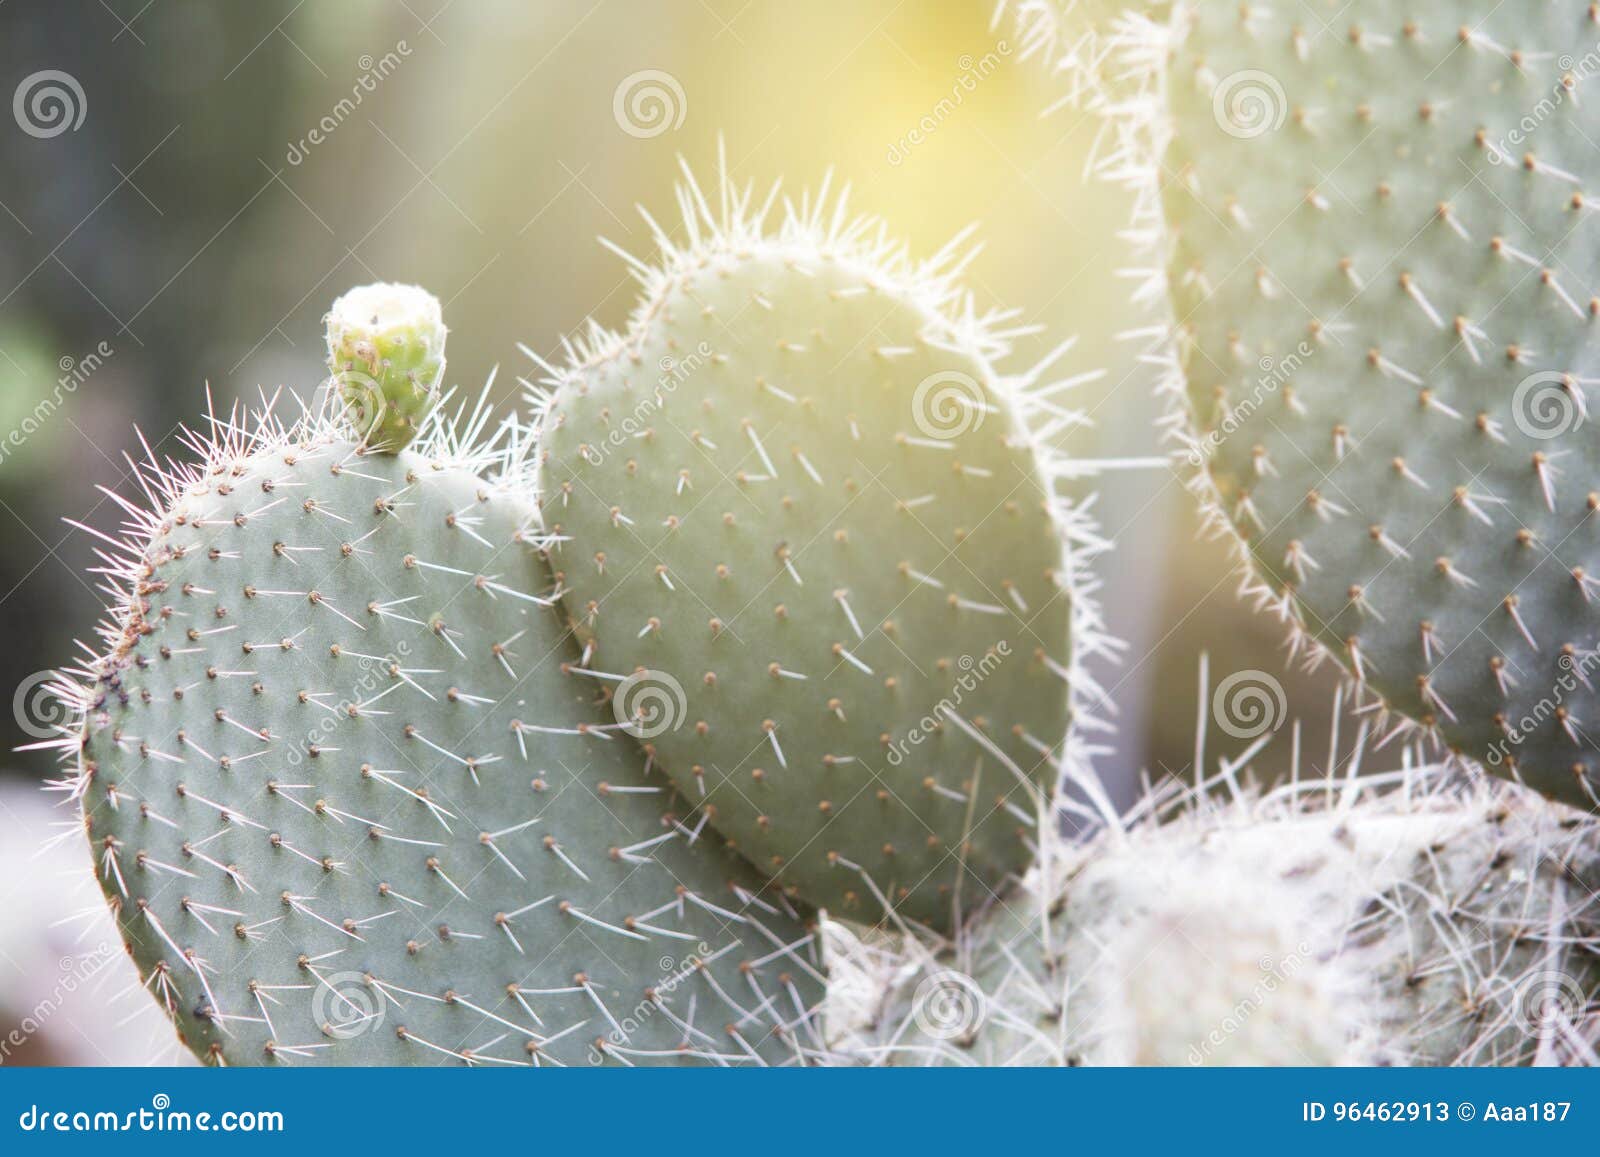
[827,754,1600,1067]
[530,160,1112,933]
[1047,0,1600,810]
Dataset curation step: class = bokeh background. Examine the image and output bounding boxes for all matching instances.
[0,0,1343,1065]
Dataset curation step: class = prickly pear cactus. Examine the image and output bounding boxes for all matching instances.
[535,171,1081,931]
[59,294,825,1067]
[829,774,1600,1066]
[1093,1,1600,807]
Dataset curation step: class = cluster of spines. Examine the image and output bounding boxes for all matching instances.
[521,155,1121,932]
[527,155,1102,510]
[828,752,1600,1067]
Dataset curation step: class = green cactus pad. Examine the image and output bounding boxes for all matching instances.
[829,773,1600,1066]
[326,283,447,453]
[67,403,825,1066]
[1126,1,1600,807]
[535,174,1078,932]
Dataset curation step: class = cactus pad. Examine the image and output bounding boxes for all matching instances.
[1121,1,1600,807]
[65,399,825,1066]
[828,771,1600,1066]
[536,171,1079,931]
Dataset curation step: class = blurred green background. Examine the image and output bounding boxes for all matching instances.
[0,0,1342,1062]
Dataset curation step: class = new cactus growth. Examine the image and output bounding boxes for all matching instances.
[326,283,448,452]
[1065,1,1600,808]
[533,166,1095,932]
[56,291,826,1066]
[829,766,1600,1066]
